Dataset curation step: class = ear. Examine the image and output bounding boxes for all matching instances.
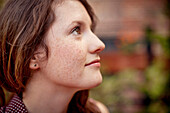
[29,54,40,70]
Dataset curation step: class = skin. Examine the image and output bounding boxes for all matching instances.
[23,0,105,113]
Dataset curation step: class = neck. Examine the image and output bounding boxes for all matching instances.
[23,73,78,113]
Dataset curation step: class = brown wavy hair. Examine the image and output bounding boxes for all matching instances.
[0,0,98,112]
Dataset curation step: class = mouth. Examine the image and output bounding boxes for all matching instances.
[85,59,101,67]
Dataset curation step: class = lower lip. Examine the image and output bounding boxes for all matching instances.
[86,62,101,67]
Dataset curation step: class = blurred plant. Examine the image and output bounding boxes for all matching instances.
[90,69,144,113]
[141,60,169,113]
[120,40,144,55]
[142,0,170,111]
[148,32,170,58]
[144,60,167,100]
[164,0,170,18]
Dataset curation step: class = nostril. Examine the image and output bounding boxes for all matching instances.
[95,45,105,53]
[95,48,101,53]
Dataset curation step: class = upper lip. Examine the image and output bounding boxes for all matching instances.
[85,59,100,66]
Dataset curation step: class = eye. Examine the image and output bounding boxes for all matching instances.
[71,26,81,35]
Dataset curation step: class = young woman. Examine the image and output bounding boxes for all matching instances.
[0,0,108,112]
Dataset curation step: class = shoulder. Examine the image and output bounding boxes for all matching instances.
[2,95,28,113]
[87,98,110,113]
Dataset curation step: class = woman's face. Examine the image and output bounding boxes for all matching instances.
[39,0,105,90]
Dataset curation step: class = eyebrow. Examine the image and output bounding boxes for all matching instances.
[69,20,92,29]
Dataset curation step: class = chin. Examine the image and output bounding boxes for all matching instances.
[76,70,103,90]
[88,73,103,89]
[95,77,103,87]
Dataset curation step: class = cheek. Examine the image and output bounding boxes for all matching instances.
[50,40,86,79]
[58,44,85,65]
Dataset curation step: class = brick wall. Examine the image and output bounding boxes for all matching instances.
[88,0,168,39]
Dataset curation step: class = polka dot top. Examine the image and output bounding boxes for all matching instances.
[0,95,28,113]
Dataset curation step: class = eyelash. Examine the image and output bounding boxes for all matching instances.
[71,26,81,35]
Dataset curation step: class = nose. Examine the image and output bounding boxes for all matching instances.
[88,32,105,54]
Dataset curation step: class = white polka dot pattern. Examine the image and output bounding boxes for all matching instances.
[0,95,28,113]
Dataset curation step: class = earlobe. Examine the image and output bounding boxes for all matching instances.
[29,47,46,70]
[29,56,40,70]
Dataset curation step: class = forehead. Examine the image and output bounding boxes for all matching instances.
[52,0,92,26]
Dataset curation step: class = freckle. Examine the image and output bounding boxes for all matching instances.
[50,40,86,81]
